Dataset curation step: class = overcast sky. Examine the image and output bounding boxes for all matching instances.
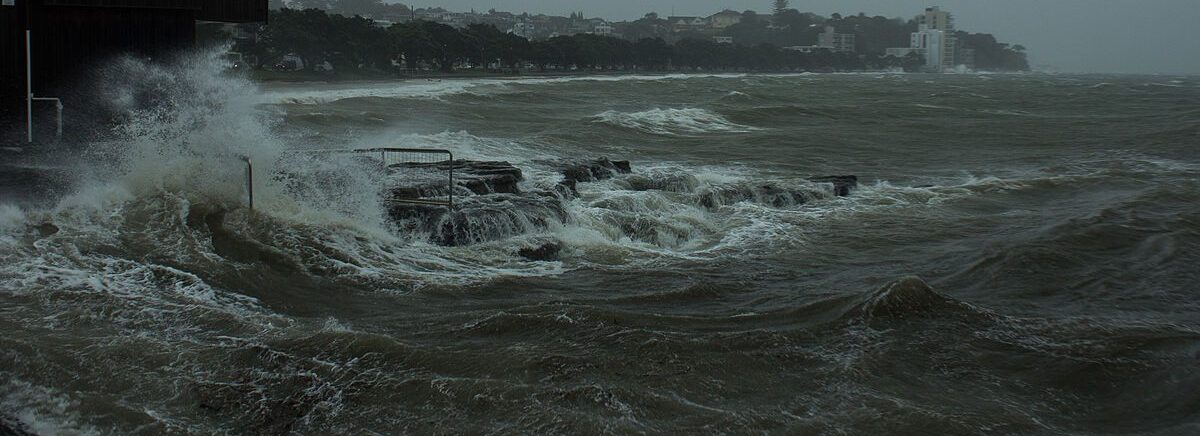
[405,0,1200,74]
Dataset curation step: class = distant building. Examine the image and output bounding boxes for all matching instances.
[911,27,947,69]
[958,48,976,70]
[816,26,856,53]
[918,6,954,32]
[707,10,741,29]
[909,25,957,70]
[886,6,960,71]
[510,21,535,38]
[592,22,614,36]
[668,16,707,33]
[714,36,733,44]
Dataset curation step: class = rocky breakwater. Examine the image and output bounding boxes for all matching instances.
[386,159,632,247]
[384,158,858,252]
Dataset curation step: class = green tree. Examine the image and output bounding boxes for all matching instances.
[632,38,672,70]
[259,8,336,67]
[773,0,789,17]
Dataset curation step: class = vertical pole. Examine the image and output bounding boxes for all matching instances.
[54,99,61,139]
[447,151,454,209]
[25,29,32,143]
[244,157,254,210]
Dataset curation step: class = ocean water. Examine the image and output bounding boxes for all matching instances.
[1,57,1198,434]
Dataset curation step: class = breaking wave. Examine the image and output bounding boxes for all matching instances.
[592,108,758,136]
[262,73,754,105]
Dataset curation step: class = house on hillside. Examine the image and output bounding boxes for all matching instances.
[708,10,741,29]
[591,21,614,36]
[668,16,707,33]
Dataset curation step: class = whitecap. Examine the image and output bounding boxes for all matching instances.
[592,108,758,136]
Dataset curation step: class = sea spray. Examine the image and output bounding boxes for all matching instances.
[80,48,395,232]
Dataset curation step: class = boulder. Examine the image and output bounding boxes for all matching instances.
[808,175,859,197]
[518,242,562,261]
[555,158,634,184]
[34,222,59,237]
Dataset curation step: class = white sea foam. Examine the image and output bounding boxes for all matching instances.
[261,73,756,105]
[263,79,490,104]
[0,378,98,436]
[0,203,26,232]
[593,108,758,136]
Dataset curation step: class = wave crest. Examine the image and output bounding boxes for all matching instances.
[593,108,758,136]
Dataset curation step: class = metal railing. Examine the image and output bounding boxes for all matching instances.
[25,30,64,143]
[362,148,455,208]
[241,155,254,210]
[240,148,456,211]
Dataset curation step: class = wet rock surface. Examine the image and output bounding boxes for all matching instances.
[518,242,563,262]
[385,158,856,247]
[387,160,525,199]
[389,194,570,247]
[550,158,633,187]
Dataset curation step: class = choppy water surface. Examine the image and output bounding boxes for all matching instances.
[2,64,1199,434]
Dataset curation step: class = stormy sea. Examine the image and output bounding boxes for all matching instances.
[1,56,1198,434]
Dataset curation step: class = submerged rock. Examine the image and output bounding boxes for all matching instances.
[695,183,819,210]
[555,179,578,197]
[554,158,634,185]
[389,193,570,246]
[808,175,859,197]
[34,222,59,237]
[518,242,562,262]
[619,173,700,193]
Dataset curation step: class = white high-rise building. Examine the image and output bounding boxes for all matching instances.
[817,26,857,53]
[885,6,966,71]
[911,25,946,69]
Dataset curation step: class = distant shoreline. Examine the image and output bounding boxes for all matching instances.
[247,67,909,86]
[249,69,703,84]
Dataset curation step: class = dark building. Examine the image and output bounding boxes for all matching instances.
[0,0,267,144]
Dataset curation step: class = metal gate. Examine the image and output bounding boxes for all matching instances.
[241,148,456,211]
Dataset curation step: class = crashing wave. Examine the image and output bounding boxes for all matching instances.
[592,108,759,136]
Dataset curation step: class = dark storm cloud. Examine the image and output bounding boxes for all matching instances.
[409,0,1200,74]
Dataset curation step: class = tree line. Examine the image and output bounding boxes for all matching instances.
[228,8,1027,76]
